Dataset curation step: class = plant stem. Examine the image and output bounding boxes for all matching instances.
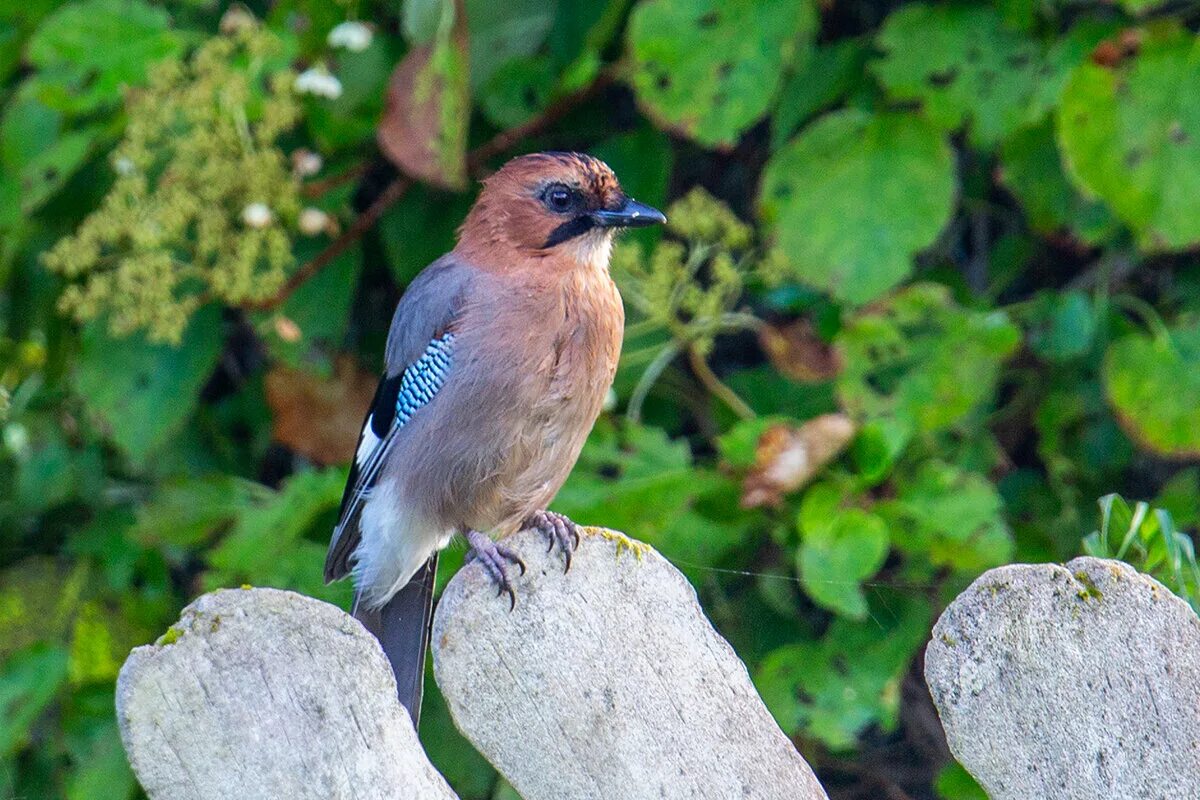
[687,345,755,420]
[627,342,680,423]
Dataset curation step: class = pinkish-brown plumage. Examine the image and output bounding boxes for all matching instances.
[324,152,664,725]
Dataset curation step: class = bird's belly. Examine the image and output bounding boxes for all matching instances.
[470,332,617,532]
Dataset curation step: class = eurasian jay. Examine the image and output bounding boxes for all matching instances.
[324,151,665,725]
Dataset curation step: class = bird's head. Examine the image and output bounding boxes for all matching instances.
[456,151,665,272]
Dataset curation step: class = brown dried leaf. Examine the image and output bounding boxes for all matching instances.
[741,414,856,509]
[759,320,843,383]
[377,1,469,190]
[265,357,376,465]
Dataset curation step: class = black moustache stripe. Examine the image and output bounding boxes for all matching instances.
[543,215,595,248]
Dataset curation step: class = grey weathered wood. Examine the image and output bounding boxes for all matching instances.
[432,528,828,800]
[925,556,1200,800]
[116,587,457,800]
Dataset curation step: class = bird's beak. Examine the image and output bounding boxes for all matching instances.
[591,198,667,229]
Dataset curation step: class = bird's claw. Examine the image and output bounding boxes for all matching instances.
[465,530,525,610]
[525,510,581,572]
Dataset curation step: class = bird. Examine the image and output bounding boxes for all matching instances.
[324,151,665,727]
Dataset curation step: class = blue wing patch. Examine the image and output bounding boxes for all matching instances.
[325,332,456,582]
[395,333,454,427]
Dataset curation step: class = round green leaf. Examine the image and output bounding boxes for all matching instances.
[836,284,1021,433]
[1058,25,1200,251]
[873,5,1043,148]
[880,461,1014,572]
[760,111,955,305]
[1104,323,1200,457]
[626,0,815,148]
[797,485,890,619]
[999,120,1116,244]
[73,305,224,468]
[26,0,184,112]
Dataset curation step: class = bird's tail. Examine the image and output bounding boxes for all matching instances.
[353,553,439,728]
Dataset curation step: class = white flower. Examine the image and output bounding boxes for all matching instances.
[113,156,136,176]
[291,148,323,177]
[327,21,372,52]
[295,67,343,100]
[219,7,256,34]
[242,202,273,229]
[3,423,29,457]
[298,207,330,236]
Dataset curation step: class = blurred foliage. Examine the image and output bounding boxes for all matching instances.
[3,1,1200,799]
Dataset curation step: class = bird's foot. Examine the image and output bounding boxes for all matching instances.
[465,529,525,610]
[524,510,581,572]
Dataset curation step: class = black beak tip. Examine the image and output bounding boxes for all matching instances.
[631,205,668,228]
[593,199,667,229]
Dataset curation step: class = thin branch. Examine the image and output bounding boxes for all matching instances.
[302,163,369,198]
[247,68,616,313]
[627,342,681,423]
[687,346,755,421]
[466,70,616,172]
[245,174,412,311]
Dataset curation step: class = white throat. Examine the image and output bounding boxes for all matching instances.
[567,228,615,273]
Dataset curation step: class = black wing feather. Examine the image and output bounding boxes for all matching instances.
[324,372,402,582]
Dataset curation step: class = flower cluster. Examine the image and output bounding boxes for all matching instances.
[612,188,758,356]
[43,20,303,343]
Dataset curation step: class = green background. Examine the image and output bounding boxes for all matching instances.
[3,1,1200,798]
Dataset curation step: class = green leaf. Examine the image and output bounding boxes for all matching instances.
[796,484,890,619]
[306,36,395,151]
[467,0,557,91]
[379,186,471,285]
[1119,0,1173,15]
[203,467,349,603]
[0,559,84,662]
[132,475,271,550]
[260,243,363,369]
[0,93,103,219]
[771,38,870,151]
[873,5,1044,148]
[1000,120,1116,244]
[754,595,930,749]
[64,715,134,800]
[836,284,1021,434]
[759,110,956,305]
[379,0,470,189]
[880,461,1014,572]
[478,56,556,129]
[626,0,816,148]
[0,645,69,757]
[402,0,444,44]
[1058,24,1200,251]
[935,762,987,800]
[850,417,910,486]
[26,0,185,112]
[1104,322,1200,457]
[552,419,698,545]
[73,305,224,468]
[1024,290,1098,362]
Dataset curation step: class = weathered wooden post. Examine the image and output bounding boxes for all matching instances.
[432,528,829,800]
[116,529,828,799]
[116,587,457,800]
[925,557,1200,800]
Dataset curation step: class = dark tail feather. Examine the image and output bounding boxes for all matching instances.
[353,554,439,728]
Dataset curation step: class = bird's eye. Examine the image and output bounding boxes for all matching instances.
[543,184,576,213]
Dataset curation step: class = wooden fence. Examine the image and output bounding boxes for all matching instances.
[116,529,1200,799]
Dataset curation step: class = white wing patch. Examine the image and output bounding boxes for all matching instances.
[356,413,381,465]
